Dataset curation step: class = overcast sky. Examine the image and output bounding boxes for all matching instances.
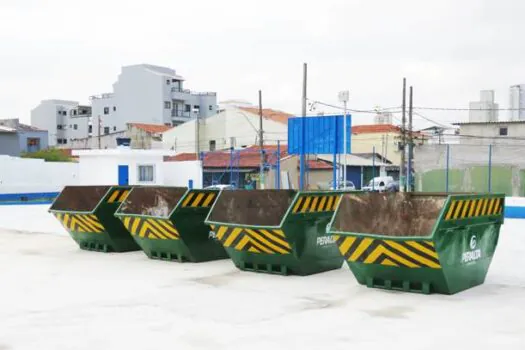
[1,0,524,128]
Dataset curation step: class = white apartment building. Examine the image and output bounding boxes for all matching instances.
[31,100,92,147]
[162,106,290,153]
[469,90,499,123]
[509,84,525,121]
[31,64,217,145]
[90,64,217,136]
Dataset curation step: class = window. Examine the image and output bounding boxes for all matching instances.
[62,111,67,116]
[164,101,171,109]
[166,79,171,85]
[113,126,117,131]
[193,105,199,110]
[57,125,63,130]
[104,107,109,115]
[499,127,508,136]
[209,140,216,151]
[69,124,72,128]
[73,124,78,130]
[138,165,155,183]
[185,104,191,112]
[104,126,110,134]
[57,138,63,144]
[209,105,213,111]
[63,139,67,145]
[113,106,117,111]
[88,125,93,133]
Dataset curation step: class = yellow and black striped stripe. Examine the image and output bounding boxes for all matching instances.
[214,226,291,255]
[54,213,105,233]
[292,195,342,214]
[181,192,217,208]
[444,197,504,221]
[106,189,130,204]
[121,217,180,240]
[334,235,441,269]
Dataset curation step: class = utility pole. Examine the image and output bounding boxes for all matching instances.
[258,90,265,189]
[408,86,414,192]
[97,115,101,149]
[338,90,350,189]
[400,78,406,192]
[300,63,307,190]
[195,111,200,156]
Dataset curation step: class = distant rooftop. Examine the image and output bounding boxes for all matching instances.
[453,120,525,126]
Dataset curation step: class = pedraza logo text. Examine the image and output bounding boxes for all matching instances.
[462,235,481,264]
[317,236,336,246]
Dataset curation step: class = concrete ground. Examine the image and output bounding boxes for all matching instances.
[0,211,524,350]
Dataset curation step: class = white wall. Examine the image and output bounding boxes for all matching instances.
[162,107,287,153]
[0,156,79,193]
[164,160,203,188]
[75,149,172,186]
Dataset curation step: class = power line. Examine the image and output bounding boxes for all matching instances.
[414,106,525,111]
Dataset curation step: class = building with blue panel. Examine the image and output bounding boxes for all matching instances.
[0,119,48,156]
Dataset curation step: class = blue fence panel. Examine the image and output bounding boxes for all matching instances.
[288,115,351,155]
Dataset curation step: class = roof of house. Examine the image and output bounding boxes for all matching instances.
[128,123,173,134]
[308,159,333,170]
[238,107,293,125]
[352,124,401,134]
[166,145,333,171]
[0,119,44,133]
[165,144,289,169]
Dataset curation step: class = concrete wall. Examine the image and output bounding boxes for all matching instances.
[0,133,20,156]
[0,155,78,193]
[164,161,203,188]
[351,132,402,165]
[75,150,168,186]
[67,131,126,149]
[265,156,332,190]
[458,123,525,145]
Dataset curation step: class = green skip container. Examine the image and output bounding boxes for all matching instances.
[114,186,227,262]
[205,190,345,276]
[328,192,505,295]
[49,186,140,252]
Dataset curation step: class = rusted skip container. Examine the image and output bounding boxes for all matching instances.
[49,186,140,252]
[115,186,227,262]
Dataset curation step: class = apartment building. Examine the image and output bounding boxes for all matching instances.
[31,100,92,147]
[31,64,217,145]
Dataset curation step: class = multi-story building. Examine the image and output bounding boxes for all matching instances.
[31,100,91,147]
[509,84,525,121]
[31,64,217,145]
[90,64,217,136]
[469,90,499,123]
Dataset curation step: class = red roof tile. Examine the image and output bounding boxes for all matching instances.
[165,144,289,168]
[238,107,292,125]
[352,124,401,134]
[129,123,173,134]
[308,159,333,170]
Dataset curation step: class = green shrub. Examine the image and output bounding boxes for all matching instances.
[21,148,75,162]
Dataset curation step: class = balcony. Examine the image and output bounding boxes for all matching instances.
[171,87,217,100]
[171,110,192,118]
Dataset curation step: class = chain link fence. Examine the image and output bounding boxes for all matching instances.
[414,144,525,196]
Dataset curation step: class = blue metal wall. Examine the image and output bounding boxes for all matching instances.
[288,115,351,155]
[346,166,362,189]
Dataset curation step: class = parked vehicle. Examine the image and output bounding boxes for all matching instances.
[329,180,356,191]
[386,180,400,192]
[362,176,395,192]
